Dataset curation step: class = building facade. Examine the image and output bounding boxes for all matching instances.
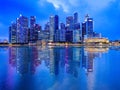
[9,22,17,43]
[16,15,29,44]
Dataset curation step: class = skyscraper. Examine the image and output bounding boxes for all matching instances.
[30,16,36,28]
[86,18,93,38]
[73,23,81,43]
[44,22,50,31]
[34,24,41,42]
[30,16,36,43]
[54,15,59,42]
[9,22,17,44]
[74,12,78,24]
[73,12,81,43]
[82,22,86,42]
[82,14,94,40]
[59,23,66,42]
[66,16,74,31]
[49,16,55,42]
[16,15,29,44]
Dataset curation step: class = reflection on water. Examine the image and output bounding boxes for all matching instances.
[1,46,120,90]
[9,46,109,76]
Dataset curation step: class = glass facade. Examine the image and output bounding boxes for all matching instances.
[16,15,29,44]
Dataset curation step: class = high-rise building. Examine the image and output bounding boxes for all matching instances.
[86,18,93,38]
[66,16,74,31]
[30,16,36,28]
[30,16,36,43]
[59,23,66,42]
[82,22,86,42]
[54,15,59,31]
[73,12,81,43]
[74,12,78,24]
[9,22,17,44]
[34,24,41,42]
[54,15,59,42]
[49,16,55,42]
[49,15,59,42]
[82,14,94,41]
[16,15,29,44]
[44,22,50,41]
[44,22,50,31]
[73,23,81,43]
[65,31,73,43]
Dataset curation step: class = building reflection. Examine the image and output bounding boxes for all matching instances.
[9,46,39,74]
[9,46,109,77]
[82,47,109,73]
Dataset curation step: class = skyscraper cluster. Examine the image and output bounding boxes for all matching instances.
[9,15,42,44]
[9,12,100,44]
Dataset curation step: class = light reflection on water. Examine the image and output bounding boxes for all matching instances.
[0,46,120,90]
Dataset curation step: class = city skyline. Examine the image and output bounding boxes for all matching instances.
[9,12,99,44]
[0,0,120,40]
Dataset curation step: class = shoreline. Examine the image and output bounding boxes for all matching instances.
[0,43,119,47]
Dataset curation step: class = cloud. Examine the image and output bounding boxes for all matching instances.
[45,0,116,13]
[46,0,69,12]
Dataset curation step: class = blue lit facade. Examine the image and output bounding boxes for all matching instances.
[74,12,78,24]
[82,15,94,42]
[54,15,59,42]
[82,22,86,42]
[59,23,66,42]
[66,16,74,31]
[34,24,41,42]
[73,23,81,43]
[86,18,94,38]
[9,12,95,44]
[16,15,29,44]
[49,16,55,42]
[30,16,36,43]
[73,12,81,43]
[9,22,17,44]
[65,31,73,43]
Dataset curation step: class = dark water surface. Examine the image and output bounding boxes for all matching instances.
[0,46,120,90]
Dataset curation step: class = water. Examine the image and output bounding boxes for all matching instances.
[0,46,120,90]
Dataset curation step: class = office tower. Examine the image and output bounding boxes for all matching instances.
[73,23,81,43]
[73,12,81,43]
[9,22,17,44]
[66,16,74,31]
[49,16,55,42]
[28,28,30,42]
[44,22,50,31]
[82,14,94,40]
[30,16,36,28]
[16,15,29,44]
[82,22,86,42]
[35,24,41,41]
[54,15,59,31]
[59,23,66,42]
[44,22,50,41]
[30,16,36,43]
[54,15,59,42]
[86,18,93,38]
[74,12,78,24]
[65,30,73,43]
[65,16,74,43]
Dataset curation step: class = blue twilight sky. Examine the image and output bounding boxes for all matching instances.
[0,0,120,40]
